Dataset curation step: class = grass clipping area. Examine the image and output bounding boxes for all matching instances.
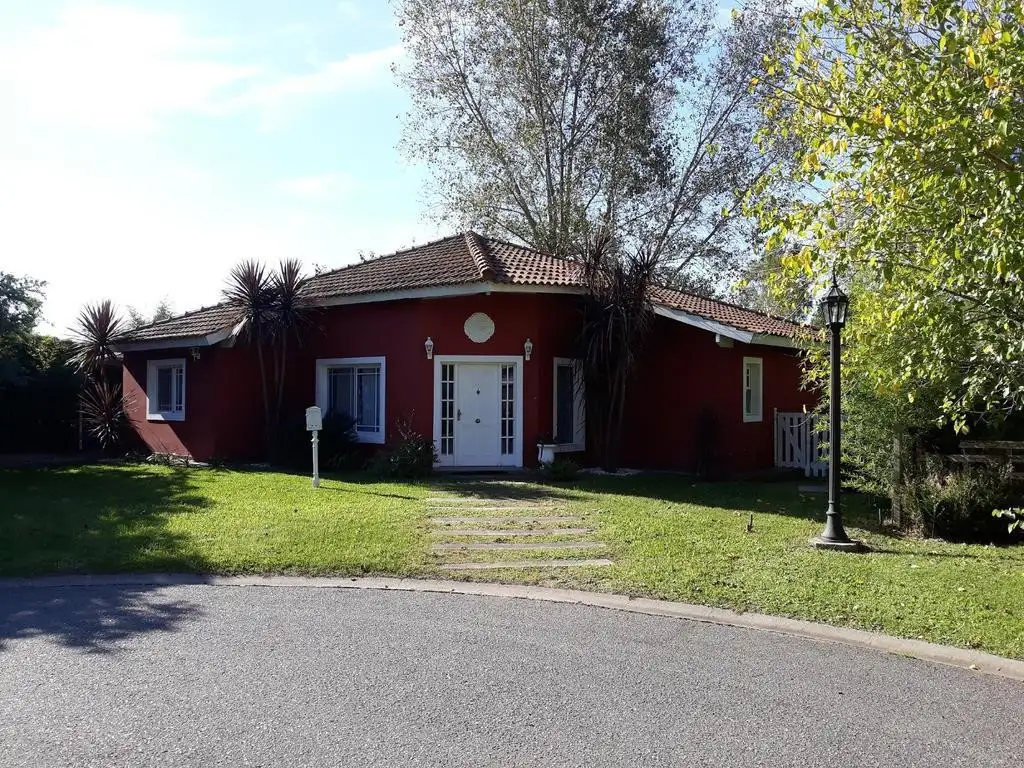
[1,464,1022,659]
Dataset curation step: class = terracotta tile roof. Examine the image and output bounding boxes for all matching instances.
[478,234,584,286]
[649,286,807,339]
[122,304,240,342]
[304,233,484,298]
[125,232,807,343]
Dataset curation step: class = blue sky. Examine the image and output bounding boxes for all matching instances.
[1,0,743,334]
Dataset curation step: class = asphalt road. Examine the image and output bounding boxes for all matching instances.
[1,584,1021,767]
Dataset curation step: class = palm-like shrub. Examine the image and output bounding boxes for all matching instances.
[70,300,128,450]
[79,379,130,448]
[577,230,656,471]
[71,300,124,374]
[223,259,313,459]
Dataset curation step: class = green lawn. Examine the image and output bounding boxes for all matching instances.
[1,464,1022,659]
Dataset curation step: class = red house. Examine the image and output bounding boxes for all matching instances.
[118,233,813,473]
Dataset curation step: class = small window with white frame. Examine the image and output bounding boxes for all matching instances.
[553,358,585,449]
[146,358,186,421]
[315,357,386,444]
[743,357,763,422]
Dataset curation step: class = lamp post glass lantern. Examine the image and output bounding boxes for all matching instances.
[813,276,864,552]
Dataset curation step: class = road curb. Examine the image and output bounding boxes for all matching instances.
[4,573,1023,682]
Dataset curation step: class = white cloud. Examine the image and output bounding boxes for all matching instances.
[0,4,429,334]
[0,4,259,131]
[232,44,404,110]
[278,173,354,201]
[1,156,434,335]
[0,3,401,133]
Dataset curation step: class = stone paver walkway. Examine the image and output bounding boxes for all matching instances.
[426,481,613,571]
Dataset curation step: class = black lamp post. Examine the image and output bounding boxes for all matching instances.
[812,275,864,552]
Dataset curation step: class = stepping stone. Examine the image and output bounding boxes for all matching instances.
[425,499,549,506]
[798,484,828,494]
[432,541,603,552]
[444,528,592,537]
[427,506,549,512]
[439,559,614,570]
[430,516,582,525]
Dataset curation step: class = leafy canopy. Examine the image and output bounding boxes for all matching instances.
[397,0,798,290]
[755,0,1024,430]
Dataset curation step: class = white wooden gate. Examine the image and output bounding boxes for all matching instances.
[774,410,828,478]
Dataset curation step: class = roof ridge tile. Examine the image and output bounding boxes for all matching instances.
[463,231,495,281]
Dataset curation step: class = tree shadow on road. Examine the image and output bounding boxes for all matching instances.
[0,464,215,651]
[0,584,204,654]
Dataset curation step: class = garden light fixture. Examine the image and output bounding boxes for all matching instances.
[813,272,864,552]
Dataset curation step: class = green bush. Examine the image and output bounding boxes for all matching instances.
[371,417,437,479]
[895,456,1017,540]
[538,456,581,482]
[275,412,359,471]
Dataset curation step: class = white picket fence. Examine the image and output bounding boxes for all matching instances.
[774,410,828,478]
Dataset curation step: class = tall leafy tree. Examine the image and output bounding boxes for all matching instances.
[0,276,79,453]
[0,273,45,385]
[755,0,1024,430]
[126,299,174,330]
[396,0,797,288]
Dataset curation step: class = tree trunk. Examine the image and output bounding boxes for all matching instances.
[891,433,903,528]
[255,336,271,459]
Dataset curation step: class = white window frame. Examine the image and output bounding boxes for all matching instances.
[743,356,763,423]
[146,358,186,422]
[315,356,386,444]
[552,357,586,451]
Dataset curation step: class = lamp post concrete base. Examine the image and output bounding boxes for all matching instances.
[811,537,867,552]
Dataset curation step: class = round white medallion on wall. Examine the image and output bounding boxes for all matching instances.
[463,312,496,344]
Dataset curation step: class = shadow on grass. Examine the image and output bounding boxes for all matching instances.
[426,477,581,504]
[319,486,421,501]
[869,546,1024,560]
[529,473,884,527]
[0,585,203,654]
[0,464,214,648]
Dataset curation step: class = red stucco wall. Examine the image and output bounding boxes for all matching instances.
[122,293,812,473]
[123,345,264,461]
[618,317,815,475]
[286,292,581,452]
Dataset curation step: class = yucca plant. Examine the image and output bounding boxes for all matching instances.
[223,260,276,439]
[80,379,129,449]
[70,299,128,450]
[270,259,313,421]
[577,229,657,471]
[70,299,125,378]
[223,259,313,459]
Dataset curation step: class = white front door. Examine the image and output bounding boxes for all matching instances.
[434,357,523,468]
[455,364,502,466]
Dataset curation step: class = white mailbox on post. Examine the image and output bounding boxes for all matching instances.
[305,406,323,432]
[305,406,322,488]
